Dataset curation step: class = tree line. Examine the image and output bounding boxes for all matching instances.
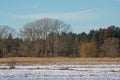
[0,18,120,57]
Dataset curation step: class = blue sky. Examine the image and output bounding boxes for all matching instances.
[0,0,120,33]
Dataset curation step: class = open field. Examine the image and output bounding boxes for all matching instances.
[0,57,120,63]
[0,61,120,80]
[0,57,120,80]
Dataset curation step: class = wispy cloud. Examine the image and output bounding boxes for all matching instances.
[15,8,100,21]
[0,11,16,18]
[18,5,39,10]
[31,6,39,9]
[111,0,120,2]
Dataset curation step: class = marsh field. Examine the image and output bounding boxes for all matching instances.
[0,57,120,80]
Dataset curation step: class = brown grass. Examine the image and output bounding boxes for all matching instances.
[0,57,120,63]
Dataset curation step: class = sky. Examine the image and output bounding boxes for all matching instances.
[0,0,120,33]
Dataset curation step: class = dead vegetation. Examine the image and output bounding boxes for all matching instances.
[8,59,16,69]
[111,70,120,72]
[0,57,119,63]
[59,67,69,70]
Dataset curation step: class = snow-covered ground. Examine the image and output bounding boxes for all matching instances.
[0,62,120,80]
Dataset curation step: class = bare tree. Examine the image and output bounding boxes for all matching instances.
[20,18,71,57]
[20,18,71,40]
[0,26,14,39]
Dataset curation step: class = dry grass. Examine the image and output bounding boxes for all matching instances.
[0,57,120,63]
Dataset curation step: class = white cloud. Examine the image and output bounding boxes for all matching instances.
[15,8,100,21]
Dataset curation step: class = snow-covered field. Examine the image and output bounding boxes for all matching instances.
[0,62,120,80]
